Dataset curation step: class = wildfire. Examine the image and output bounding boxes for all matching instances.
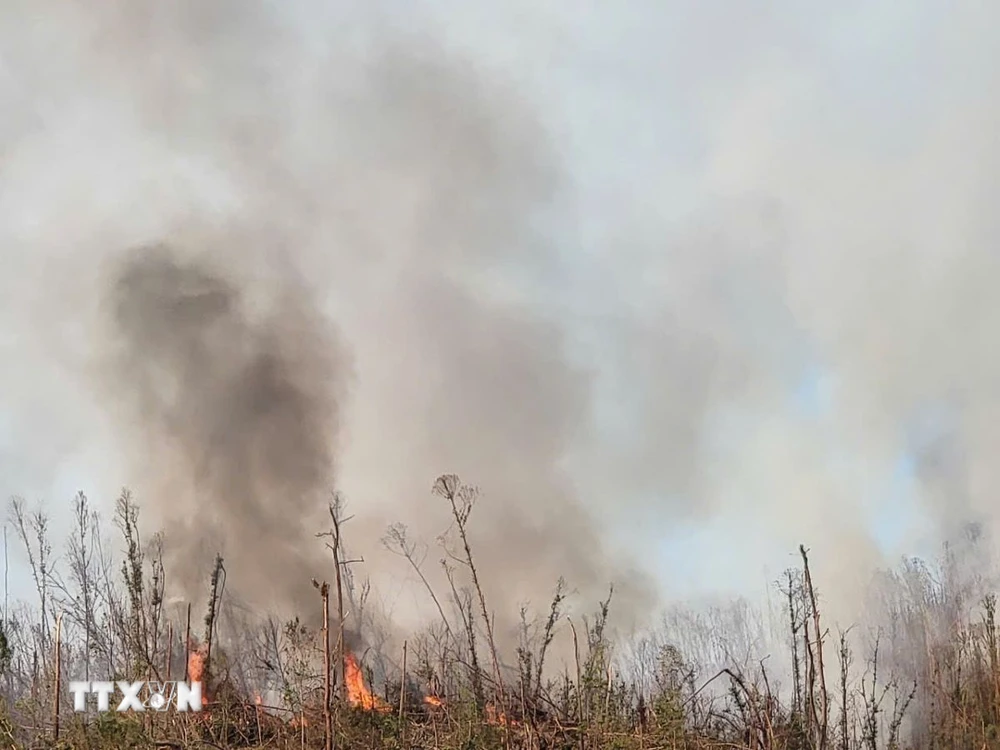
[486,704,518,727]
[187,642,210,707]
[423,695,444,708]
[344,652,391,712]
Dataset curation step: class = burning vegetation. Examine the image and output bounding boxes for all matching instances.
[10,482,997,750]
[343,652,390,713]
[186,641,210,708]
[423,694,444,709]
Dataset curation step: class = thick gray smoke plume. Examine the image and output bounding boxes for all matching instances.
[4,0,1000,652]
[0,0,658,636]
[104,244,344,615]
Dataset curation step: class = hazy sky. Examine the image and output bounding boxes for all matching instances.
[0,0,997,630]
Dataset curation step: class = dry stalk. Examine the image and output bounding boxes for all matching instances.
[434,474,507,715]
[801,544,829,749]
[53,611,63,742]
[312,578,333,750]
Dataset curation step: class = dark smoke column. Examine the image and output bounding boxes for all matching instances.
[102,243,346,620]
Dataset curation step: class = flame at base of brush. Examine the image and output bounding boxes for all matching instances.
[423,694,444,708]
[344,652,391,712]
[187,641,210,708]
[486,704,518,726]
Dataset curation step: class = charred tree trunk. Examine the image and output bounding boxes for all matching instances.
[204,554,225,689]
[801,545,829,750]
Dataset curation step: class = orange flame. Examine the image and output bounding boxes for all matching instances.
[187,642,210,707]
[423,695,444,708]
[486,703,518,726]
[344,652,391,712]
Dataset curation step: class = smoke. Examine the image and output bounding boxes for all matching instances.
[0,0,661,636]
[2,0,1000,652]
[102,243,345,616]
